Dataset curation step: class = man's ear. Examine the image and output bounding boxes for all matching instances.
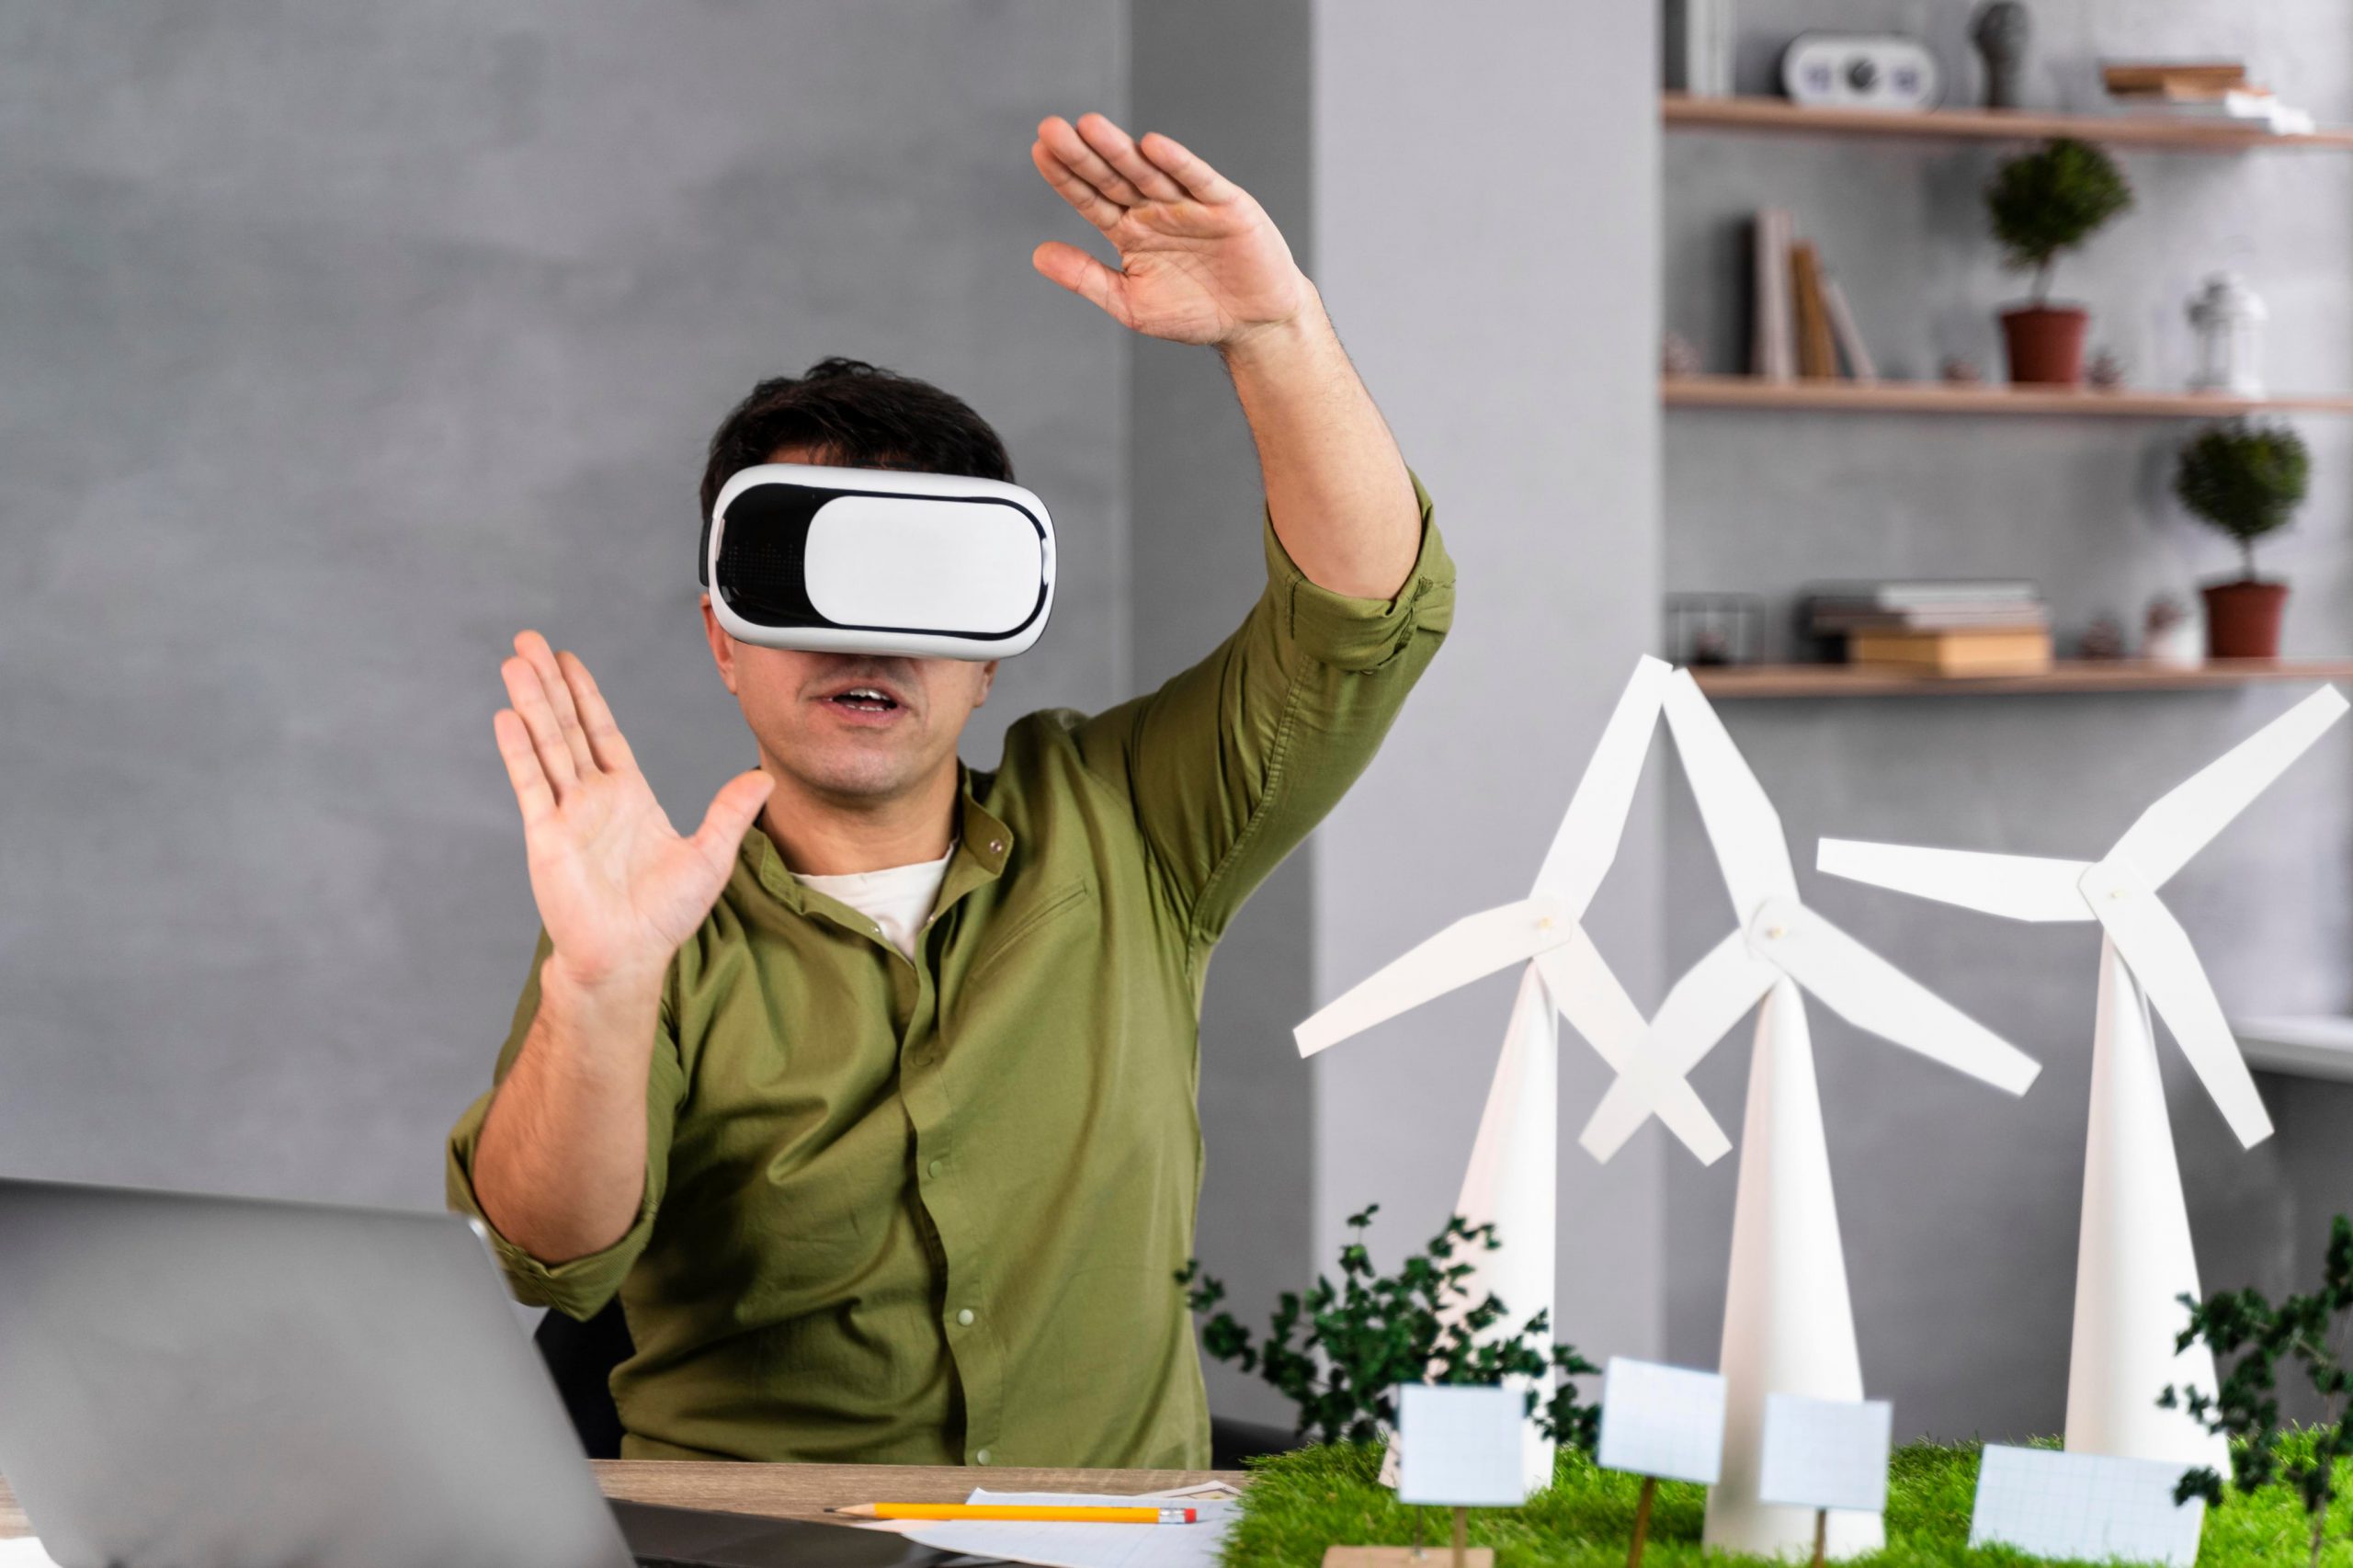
[700,594,740,695]
[974,660,998,708]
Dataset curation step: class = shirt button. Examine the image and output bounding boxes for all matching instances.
[987,838,1005,855]
[926,1158,944,1179]
[974,1449,993,1466]
[956,1308,976,1327]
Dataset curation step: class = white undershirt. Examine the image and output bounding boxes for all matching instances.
[793,845,955,960]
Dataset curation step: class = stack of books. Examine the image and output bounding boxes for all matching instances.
[1750,210,1876,383]
[2101,61,2315,135]
[1805,582,2053,676]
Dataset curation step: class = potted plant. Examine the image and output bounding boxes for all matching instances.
[1984,138,2133,384]
[2175,418,2309,659]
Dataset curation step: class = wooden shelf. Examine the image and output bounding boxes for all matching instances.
[1693,659,2353,699]
[1664,374,2353,418]
[1664,94,2353,151]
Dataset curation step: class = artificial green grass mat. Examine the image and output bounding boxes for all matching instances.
[1225,1436,2353,1567]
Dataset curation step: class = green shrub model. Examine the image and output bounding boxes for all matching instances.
[1983,137,2133,384]
[2174,418,2310,658]
[2160,1214,2353,1568]
[1179,1206,1600,1454]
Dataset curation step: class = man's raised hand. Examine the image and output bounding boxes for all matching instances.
[494,631,773,994]
[1029,113,1311,349]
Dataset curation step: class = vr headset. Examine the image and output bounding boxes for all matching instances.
[702,463,1056,660]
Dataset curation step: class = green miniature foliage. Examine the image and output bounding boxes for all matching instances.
[1179,1206,1599,1450]
[1223,1432,2353,1567]
[1984,138,2132,301]
[2162,1215,2353,1568]
[2174,420,2311,580]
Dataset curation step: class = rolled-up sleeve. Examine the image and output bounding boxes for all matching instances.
[445,930,685,1321]
[1072,472,1454,947]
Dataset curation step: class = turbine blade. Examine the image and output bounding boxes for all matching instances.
[1767,901,2041,1095]
[1295,898,1571,1057]
[1577,929,1777,1161]
[2109,685,2348,890]
[1816,839,2094,924]
[1532,655,1672,915]
[1534,934,1732,1165]
[2096,887,2275,1147]
[1663,670,1799,916]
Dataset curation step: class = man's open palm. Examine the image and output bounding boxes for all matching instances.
[494,632,772,990]
[1030,113,1308,347]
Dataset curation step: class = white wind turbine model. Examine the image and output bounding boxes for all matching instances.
[1817,684,2349,1471]
[1294,655,1733,1490]
[1577,671,2043,1560]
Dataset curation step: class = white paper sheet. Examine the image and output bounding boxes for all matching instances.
[1597,1357,1726,1484]
[1395,1384,1529,1507]
[1755,1392,1891,1514]
[1969,1445,2204,1566]
[901,1487,1241,1568]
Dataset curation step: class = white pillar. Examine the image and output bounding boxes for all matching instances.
[2063,938,2231,1470]
[1706,980,1885,1559]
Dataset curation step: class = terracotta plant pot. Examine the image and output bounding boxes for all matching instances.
[2201,579,2290,660]
[2000,304,2090,385]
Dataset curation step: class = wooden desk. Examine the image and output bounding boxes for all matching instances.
[0,1460,1245,1541]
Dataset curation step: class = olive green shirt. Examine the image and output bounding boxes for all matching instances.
[447,482,1453,1468]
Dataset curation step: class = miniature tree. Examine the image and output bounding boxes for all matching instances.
[1984,138,2133,303]
[2160,1214,2353,1568]
[2175,419,2310,583]
[1180,1205,1600,1451]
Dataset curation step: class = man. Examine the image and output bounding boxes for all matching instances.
[447,112,1453,1468]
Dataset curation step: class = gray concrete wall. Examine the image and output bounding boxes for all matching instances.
[1307,0,1669,1367]
[0,2,1128,1207]
[1129,0,1319,1429]
[1661,0,2353,1440]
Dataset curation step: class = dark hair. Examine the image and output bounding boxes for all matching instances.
[699,357,1014,521]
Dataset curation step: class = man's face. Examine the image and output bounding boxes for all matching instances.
[701,448,996,805]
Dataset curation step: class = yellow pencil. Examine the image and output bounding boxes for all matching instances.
[831,1503,1199,1524]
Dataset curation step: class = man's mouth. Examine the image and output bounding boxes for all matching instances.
[823,685,902,715]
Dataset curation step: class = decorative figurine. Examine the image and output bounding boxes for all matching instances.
[2143,596,2200,668]
[1662,330,1703,379]
[1971,1,2031,109]
[2078,617,2125,660]
[2086,348,2126,390]
[2188,273,2268,396]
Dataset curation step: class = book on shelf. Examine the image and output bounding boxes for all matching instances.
[1805,580,2040,612]
[1813,605,2052,633]
[2100,60,2248,97]
[1790,243,1838,381]
[1818,271,1877,382]
[1847,627,2056,676]
[1750,210,1796,381]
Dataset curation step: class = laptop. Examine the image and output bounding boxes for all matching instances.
[0,1176,955,1568]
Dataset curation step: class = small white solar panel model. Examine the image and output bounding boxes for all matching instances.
[1598,1358,1728,1485]
[1757,1392,1893,1565]
[1597,1358,1730,1568]
[1969,1445,2205,1567]
[1323,1386,1527,1568]
[1396,1385,1531,1510]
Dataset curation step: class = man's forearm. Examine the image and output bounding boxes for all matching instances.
[1221,285,1422,600]
[471,961,661,1265]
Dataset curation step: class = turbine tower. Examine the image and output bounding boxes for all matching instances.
[1818,684,2348,1469]
[1579,671,2042,1559]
